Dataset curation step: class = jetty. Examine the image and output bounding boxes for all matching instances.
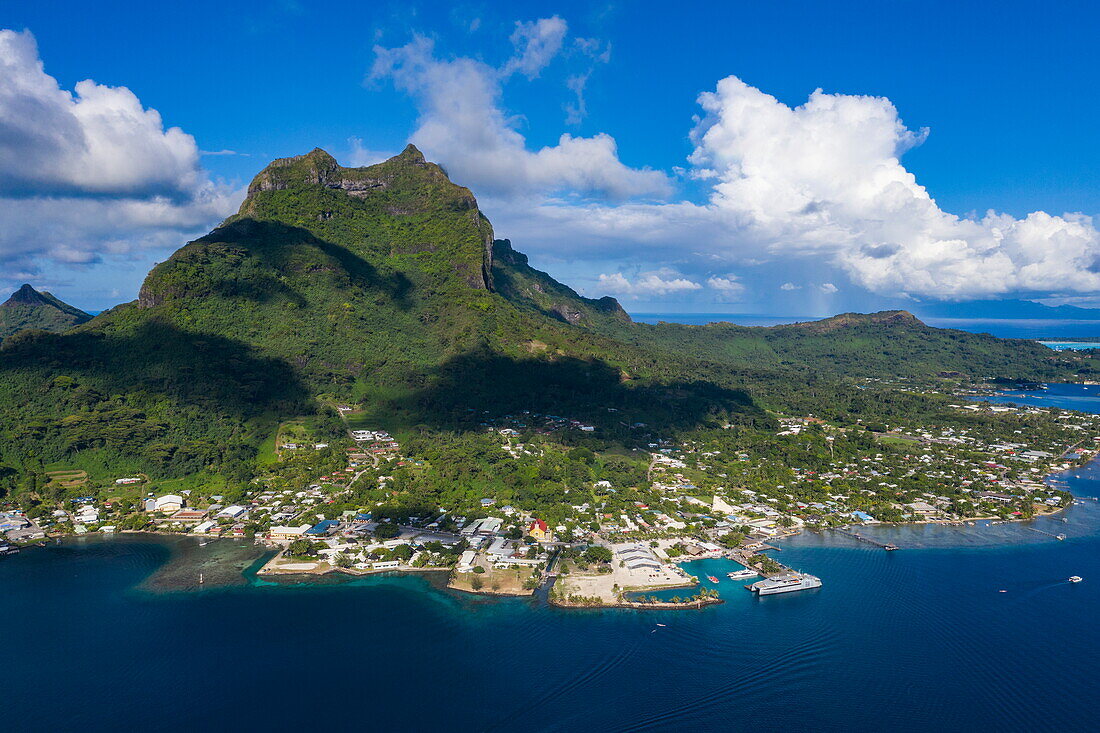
[1023,526,1067,541]
[834,528,900,551]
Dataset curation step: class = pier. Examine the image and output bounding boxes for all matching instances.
[1024,526,1067,540]
[834,528,900,551]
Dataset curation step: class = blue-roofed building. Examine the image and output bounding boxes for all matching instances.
[306,519,340,536]
[851,511,875,522]
[354,512,372,522]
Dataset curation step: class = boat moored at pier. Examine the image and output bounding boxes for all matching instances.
[749,572,822,595]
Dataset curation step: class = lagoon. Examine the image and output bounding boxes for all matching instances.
[4,493,1100,732]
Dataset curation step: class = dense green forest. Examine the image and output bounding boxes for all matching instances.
[0,145,1095,497]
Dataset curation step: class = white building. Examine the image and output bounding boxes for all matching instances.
[154,494,184,513]
[456,550,478,572]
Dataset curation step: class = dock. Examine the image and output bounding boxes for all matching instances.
[1024,526,1067,541]
[834,528,899,551]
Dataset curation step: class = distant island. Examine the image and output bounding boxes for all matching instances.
[2,147,1099,604]
[0,284,91,342]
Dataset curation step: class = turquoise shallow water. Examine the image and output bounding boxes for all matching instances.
[4,385,1100,732]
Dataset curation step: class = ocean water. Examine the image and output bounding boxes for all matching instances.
[978,381,1100,414]
[1039,341,1100,351]
[4,388,1100,731]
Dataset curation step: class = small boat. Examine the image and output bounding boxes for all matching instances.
[1069,576,1083,583]
[706,575,720,583]
[655,623,667,627]
[1056,534,1066,541]
[884,544,899,551]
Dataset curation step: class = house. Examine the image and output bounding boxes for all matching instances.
[154,494,184,513]
[905,501,938,515]
[527,519,549,541]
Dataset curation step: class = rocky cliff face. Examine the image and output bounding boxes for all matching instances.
[491,238,630,330]
[139,145,498,309]
[246,147,388,198]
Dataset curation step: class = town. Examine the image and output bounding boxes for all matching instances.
[2,393,1094,605]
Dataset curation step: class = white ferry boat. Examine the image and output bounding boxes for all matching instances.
[749,572,822,595]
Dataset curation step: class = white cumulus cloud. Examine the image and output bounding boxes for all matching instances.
[0,29,237,296]
[706,274,744,292]
[0,29,203,198]
[477,74,1100,303]
[370,29,670,200]
[684,76,1100,298]
[596,270,703,298]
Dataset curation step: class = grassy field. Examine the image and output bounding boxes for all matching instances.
[448,565,536,595]
[45,470,88,488]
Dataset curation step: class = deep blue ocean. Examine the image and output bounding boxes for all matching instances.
[5,388,1100,732]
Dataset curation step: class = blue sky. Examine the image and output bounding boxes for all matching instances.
[2,0,1099,315]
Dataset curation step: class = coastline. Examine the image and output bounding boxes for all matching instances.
[11,413,1093,606]
[549,594,723,610]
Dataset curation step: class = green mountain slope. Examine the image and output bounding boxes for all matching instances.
[610,310,1078,382]
[0,146,1093,483]
[0,284,91,341]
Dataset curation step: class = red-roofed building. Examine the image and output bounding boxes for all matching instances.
[527,518,549,541]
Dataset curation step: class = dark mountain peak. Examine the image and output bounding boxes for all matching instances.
[141,144,499,309]
[304,147,337,164]
[0,284,91,340]
[240,144,467,211]
[3,283,48,307]
[397,143,426,164]
[245,145,446,195]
